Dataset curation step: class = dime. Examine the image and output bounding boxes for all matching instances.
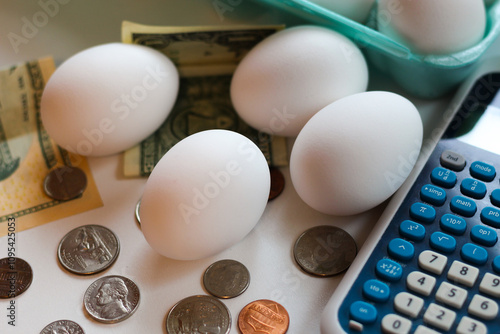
[44,166,87,201]
[268,167,285,201]
[203,259,250,299]
[0,257,33,299]
[135,198,141,226]
[293,225,357,277]
[166,295,231,334]
[83,275,140,324]
[58,225,120,275]
[238,299,289,334]
[40,319,85,334]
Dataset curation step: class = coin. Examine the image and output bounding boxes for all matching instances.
[203,259,250,299]
[166,295,231,334]
[40,319,85,334]
[44,166,87,201]
[293,225,357,277]
[268,167,285,201]
[135,198,141,226]
[0,257,33,299]
[83,275,140,324]
[238,299,290,334]
[58,225,120,275]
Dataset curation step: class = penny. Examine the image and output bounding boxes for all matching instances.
[238,299,289,334]
[58,225,120,275]
[166,295,231,334]
[268,167,285,201]
[40,319,85,334]
[293,225,357,277]
[135,198,141,226]
[44,166,87,201]
[0,257,33,299]
[83,275,140,324]
[203,259,250,299]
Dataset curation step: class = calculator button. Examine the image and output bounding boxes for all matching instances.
[410,203,436,223]
[450,196,477,217]
[456,316,487,334]
[461,243,488,265]
[350,301,377,324]
[491,188,500,207]
[440,150,466,171]
[493,256,500,274]
[470,161,496,182]
[448,260,479,287]
[479,273,500,298]
[423,303,456,331]
[349,320,364,332]
[430,167,457,188]
[414,325,440,334]
[461,178,487,199]
[399,220,425,241]
[470,225,498,247]
[376,259,403,281]
[420,184,446,206]
[435,281,468,309]
[381,314,412,334]
[440,213,467,235]
[468,294,499,320]
[407,271,436,296]
[480,206,500,228]
[394,292,424,318]
[363,279,390,302]
[430,231,456,253]
[418,250,447,275]
[388,238,414,261]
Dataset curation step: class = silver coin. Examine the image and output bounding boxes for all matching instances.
[135,198,141,226]
[57,225,120,275]
[293,225,357,277]
[166,295,231,334]
[0,257,33,298]
[83,275,140,324]
[40,319,85,334]
[44,166,87,201]
[203,259,250,299]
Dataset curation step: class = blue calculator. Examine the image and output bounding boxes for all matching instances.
[321,70,500,334]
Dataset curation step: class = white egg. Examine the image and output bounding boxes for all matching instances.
[140,130,270,260]
[230,25,368,137]
[377,0,486,54]
[41,43,179,156]
[290,91,423,216]
[308,0,376,23]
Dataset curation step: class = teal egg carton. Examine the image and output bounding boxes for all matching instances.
[254,0,500,98]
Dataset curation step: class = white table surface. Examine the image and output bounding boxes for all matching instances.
[1,1,500,333]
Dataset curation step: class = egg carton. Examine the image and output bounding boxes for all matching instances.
[254,0,500,98]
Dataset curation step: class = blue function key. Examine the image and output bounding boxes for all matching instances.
[400,220,426,241]
[410,203,436,223]
[470,161,496,182]
[440,214,467,235]
[431,167,457,188]
[376,259,403,282]
[491,189,500,207]
[461,243,488,265]
[440,150,466,171]
[494,256,500,274]
[420,184,446,206]
[363,279,390,303]
[470,225,498,247]
[430,232,456,253]
[481,207,500,228]
[350,301,377,324]
[388,238,415,261]
[461,178,487,199]
[450,196,477,217]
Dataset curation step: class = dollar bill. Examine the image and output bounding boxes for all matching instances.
[0,57,103,236]
[121,21,288,177]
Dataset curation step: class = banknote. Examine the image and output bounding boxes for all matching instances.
[121,21,288,176]
[0,57,103,236]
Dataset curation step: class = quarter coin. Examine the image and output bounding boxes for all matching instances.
[269,167,285,201]
[166,295,231,334]
[238,299,289,334]
[203,259,250,299]
[293,225,357,277]
[58,224,120,275]
[40,320,85,334]
[83,275,140,324]
[44,166,87,201]
[0,257,33,299]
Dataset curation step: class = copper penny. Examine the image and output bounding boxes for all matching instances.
[44,166,87,201]
[0,257,33,298]
[268,167,285,201]
[238,299,289,334]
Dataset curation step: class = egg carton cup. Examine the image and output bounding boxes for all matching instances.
[254,0,500,98]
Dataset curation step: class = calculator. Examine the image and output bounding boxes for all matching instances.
[321,69,500,334]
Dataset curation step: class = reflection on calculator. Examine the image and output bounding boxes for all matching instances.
[321,71,500,334]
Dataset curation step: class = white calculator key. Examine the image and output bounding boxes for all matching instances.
[414,325,441,334]
[394,292,424,318]
[407,271,436,296]
[468,294,499,320]
[435,281,468,309]
[381,314,412,334]
[448,260,479,287]
[479,272,500,298]
[349,320,363,332]
[418,250,447,274]
[456,316,488,334]
[423,303,456,331]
